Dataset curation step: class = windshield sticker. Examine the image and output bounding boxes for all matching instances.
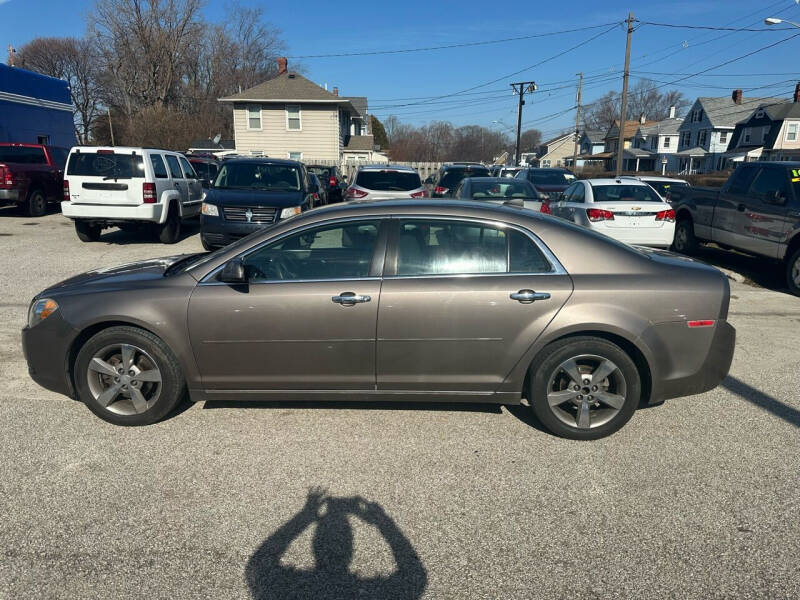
[792,169,800,182]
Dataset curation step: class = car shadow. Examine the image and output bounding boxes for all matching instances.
[688,244,788,294]
[95,218,201,245]
[203,398,503,415]
[0,203,62,218]
[722,375,800,428]
[245,488,427,600]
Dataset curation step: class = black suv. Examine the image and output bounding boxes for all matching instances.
[429,164,490,198]
[515,167,575,200]
[200,158,316,249]
[307,164,345,203]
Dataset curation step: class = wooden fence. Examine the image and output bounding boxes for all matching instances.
[307,159,443,182]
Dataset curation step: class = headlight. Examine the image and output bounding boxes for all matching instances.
[280,206,302,219]
[201,202,219,217]
[28,298,59,328]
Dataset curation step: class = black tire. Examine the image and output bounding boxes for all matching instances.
[158,204,181,244]
[785,246,800,297]
[74,326,186,426]
[529,336,641,440]
[75,220,101,242]
[672,217,697,254]
[25,188,47,217]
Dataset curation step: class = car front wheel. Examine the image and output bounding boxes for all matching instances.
[530,337,641,440]
[786,247,800,296]
[74,326,186,426]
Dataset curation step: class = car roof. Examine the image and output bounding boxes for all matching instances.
[441,164,489,170]
[634,176,687,183]
[69,146,179,153]
[221,157,301,166]
[583,178,651,186]
[465,177,530,183]
[522,167,571,172]
[356,164,417,172]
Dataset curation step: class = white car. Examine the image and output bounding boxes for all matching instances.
[498,166,523,178]
[62,146,203,243]
[345,164,426,201]
[548,178,676,248]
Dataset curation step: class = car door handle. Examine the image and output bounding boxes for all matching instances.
[510,289,551,303]
[332,292,371,305]
[736,203,746,212]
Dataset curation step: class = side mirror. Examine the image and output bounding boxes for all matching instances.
[218,258,246,284]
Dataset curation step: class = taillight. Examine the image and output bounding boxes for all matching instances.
[143,182,156,203]
[313,192,319,201]
[346,187,368,199]
[410,190,426,198]
[63,179,70,201]
[540,201,551,215]
[687,320,715,328]
[434,186,448,195]
[0,165,13,187]
[328,176,337,187]
[655,209,675,222]
[586,208,615,222]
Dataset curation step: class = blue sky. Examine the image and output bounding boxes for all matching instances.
[2,0,800,139]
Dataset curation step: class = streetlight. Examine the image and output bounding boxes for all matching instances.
[764,16,800,28]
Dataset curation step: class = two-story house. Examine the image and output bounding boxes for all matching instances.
[603,117,657,172]
[571,129,605,168]
[724,84,800,164]
[219,57,380,163]
[628,108,682,173]
[532,132,575,167]
[676,90,788,173]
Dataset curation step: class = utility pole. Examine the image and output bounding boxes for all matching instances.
[616,12,634,177]
[572,72,583,171]
[511,81,537,166]
[107,107,115,146]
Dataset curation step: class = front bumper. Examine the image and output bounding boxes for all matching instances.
[61,201,165,223]
[646,319,736,403]
[200,214,280,248]
[21,310,79,398]
[0,189,21,202]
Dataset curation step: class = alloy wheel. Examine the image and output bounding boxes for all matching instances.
[86,343,162,415]
[546,354,627,430]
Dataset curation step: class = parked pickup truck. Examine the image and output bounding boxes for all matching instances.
[669,161,800,295]
[0,143,69,216]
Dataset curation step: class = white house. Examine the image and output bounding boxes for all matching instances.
[676,90,789,173]
[628,108,682,173]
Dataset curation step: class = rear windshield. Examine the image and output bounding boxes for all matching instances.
[356,170,421,191]
[590,184,662,203]
[644,180,688,197]
[470,180,538,199]
[527,170,575,186]
[214,162,302,191]
[67,152,145,179]
[440,167,490,188]
[308,166,331,178]
[0,146,47,164]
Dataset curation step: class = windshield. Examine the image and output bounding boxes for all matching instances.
[528,170,575,186]
[355,170,421,191]
[644,180,688,198]
[214,162,302,191]
[469,180,538,199]
[440,167,489,188]
[67,152,145,179]
[590,184,663,203]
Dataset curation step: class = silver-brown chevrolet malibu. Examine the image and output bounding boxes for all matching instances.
[22,200,735,440]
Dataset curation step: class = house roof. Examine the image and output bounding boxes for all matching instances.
[606,119,658,140]
[694,96,789,128]
[760,101,800,120]
[343,135,375,152]
[343,96,368,119]
[675,146,708,156]
[638,117,682,136]
[219,71,357,111]
[624,147,655,158]
[189,138,235,150]
[541,132,573,147]
[581,130,605,144]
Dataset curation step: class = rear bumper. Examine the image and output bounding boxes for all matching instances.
[599,225,676,248]
[0,188,21,202]
[61,201,164,223]
[647,319,735,403]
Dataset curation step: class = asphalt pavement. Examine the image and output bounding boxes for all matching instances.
[0,208,798,599]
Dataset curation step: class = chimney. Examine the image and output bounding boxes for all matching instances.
[732,89,743,105]
[7,43,15,67]
[639,113,646,125]
[669,105,676,119]
[333,86,339,97]
[277,57,288,75]
[794,82,800,103]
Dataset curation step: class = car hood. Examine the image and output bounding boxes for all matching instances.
[205,188,304,207]
[41,254,199,295]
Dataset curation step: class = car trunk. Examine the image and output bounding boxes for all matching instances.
[599,202,669,228]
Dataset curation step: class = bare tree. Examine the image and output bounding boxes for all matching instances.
[17,37,102,144]
[519,129,542,153]
[583,79,690,131]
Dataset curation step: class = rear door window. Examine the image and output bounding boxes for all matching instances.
[165,155,183,180]
[179,156,198,179]
[356,170,421,191]
[150,154,169,179]
[67,152,144,179]
[727,166,758,195]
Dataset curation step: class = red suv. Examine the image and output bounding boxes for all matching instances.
[0,143,69,216]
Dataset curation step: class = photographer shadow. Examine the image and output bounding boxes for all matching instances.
[245,489,427,600]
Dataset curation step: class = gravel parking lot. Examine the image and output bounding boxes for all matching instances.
[1,207,798,599]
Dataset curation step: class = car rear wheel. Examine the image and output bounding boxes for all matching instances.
[672,217,696,254]
[25,188,47,217]
[530,337,640,440]
[785,247,800,296]
[75,220,101,242]
[74,326,186,426]
[158,204,181,244]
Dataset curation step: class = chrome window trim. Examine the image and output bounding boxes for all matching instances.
[388,215,567,277]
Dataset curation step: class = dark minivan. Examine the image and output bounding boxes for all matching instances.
[516,167,576,200]
[200,158,316,249]
[429,164,490,198]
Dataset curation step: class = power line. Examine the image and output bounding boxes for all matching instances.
[286,22,619,59]
[638,21,796,32]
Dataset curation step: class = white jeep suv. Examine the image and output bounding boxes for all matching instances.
[61,147,203,243]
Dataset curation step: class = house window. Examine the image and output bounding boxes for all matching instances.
[699,130,707,147]
[286,105,301,130]
[541,159,551,167]
[37,135,50,145]
[664,136,671,148]
[762,127,769,143]
[787,123,798,141]
[247,105,261,130]
[719,131,728,144]
[288,151,302,160]
[744,129,751,144]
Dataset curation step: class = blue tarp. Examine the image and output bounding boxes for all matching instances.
[0,64,76,147]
